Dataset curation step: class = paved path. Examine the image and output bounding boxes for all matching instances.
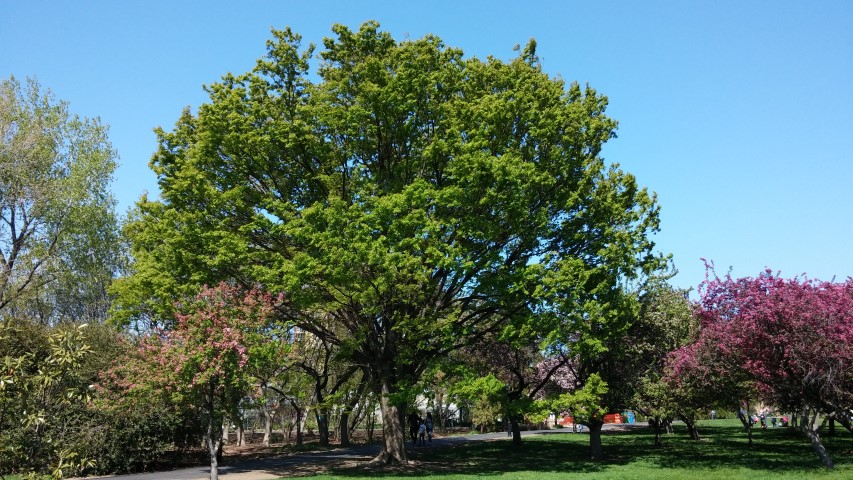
[78,425,643,480]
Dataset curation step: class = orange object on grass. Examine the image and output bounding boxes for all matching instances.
[603,413,623,424]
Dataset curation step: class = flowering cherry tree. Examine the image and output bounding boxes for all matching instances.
[111,283,279,480]
[690,264,853,468]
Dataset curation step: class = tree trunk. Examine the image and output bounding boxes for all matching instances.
[370,381,407,465]
[799,407,810,434]
[340,380,366,447]
[801,413,834,469]
[588,419,605,460]
[206,414,223,480]
[834,410,852,433]
[651,416,663,447]
[366,401,377,442]
[316,408,330,447]
[738,407,753,447]
[510,414,522,447]
[339,411,351,446]
[263,406,273,446]
[681,416,700,441]
[291,399,304,446]
[237,421,245,446]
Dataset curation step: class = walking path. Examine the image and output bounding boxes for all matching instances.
[78,425,644,480]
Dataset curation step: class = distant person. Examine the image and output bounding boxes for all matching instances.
[418,419,427,446]
[426,412,434,445]
[710,410,717,420]
[781,416,789,427]
[408,412,420,444]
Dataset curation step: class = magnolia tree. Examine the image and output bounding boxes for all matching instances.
[0,322,94,478]
[690,265,853,468]
[110,284,279,480]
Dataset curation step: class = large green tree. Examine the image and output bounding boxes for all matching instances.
[114,23,663,464]
[0,76,120,324]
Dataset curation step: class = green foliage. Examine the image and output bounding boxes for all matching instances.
[113,22,664,462]
[0,76,120,324]
[0,320,96,478]
[628,277,697,421]
[549,373,609,424]
[453,374,507,404]
[451,374,508,428]
[0,319,181,477]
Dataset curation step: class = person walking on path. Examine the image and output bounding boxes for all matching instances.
[425,412,434,445]
[408,412,420,444]
[417,418,427,446]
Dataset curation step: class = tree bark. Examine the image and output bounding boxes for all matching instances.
[651,416,663,447]
[799,408,834,468]
[206,411,223,480]
[681,415,700,441]
[588,419,605,460]
[340,380,366,446]
[339,411,350,447]
[802,417,835,468]
[738,406,753,447]
[833,410,852,433]
[262,405,273,446]
[510,414,522,447]
[291,399,304,446]
[316,408,330,447]
[370,380,407,465]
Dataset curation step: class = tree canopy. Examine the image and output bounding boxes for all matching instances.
[113,22,665,464]
[680,265,853,468]
[0,76,120,324]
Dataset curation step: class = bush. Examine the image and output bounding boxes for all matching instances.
[0,320,96,477]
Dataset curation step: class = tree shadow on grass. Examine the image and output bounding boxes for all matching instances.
[604,423,852,474]
[324,424,852,478]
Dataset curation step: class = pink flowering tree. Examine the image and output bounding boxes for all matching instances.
[110,283,279,480]
[691,263,853,468]
[662,332,755,444]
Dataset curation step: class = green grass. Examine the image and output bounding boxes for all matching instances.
[298,420,853,479]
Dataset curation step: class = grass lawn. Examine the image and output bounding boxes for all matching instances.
[298,420,853,480]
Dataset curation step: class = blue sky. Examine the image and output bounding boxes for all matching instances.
[2,0,851,292]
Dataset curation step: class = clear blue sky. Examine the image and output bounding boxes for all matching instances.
[2,0,851,292]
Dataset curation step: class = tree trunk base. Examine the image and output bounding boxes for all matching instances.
[589,420,605,460]
[368,449,408,467]
[803,421,835,469]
